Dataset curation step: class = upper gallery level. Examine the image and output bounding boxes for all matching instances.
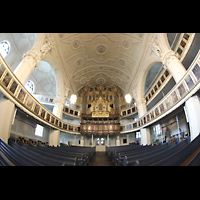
[0,33,199,140]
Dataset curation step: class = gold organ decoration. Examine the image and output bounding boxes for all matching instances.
[78,84,125,116]
[79,84,124,136]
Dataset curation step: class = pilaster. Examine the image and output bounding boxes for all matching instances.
[49,94,66,146]
[0,97,15,143]
[80,135,84,146]
[185,95,200,141]
[162,50,186,83]
[116,135,120,146]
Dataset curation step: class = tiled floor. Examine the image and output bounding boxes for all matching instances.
[88,152,112,166]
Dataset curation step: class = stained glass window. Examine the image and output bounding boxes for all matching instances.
[25,80,34,94]
[0,40,10,58]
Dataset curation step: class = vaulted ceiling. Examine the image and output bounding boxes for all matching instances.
[54,33,147,95]
[1,33,181,100]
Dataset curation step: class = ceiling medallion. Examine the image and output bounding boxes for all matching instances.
[95,44,108,55]
[72,40,81,49]
[98,66,104,70]
[80,77,87,84]
[58,33,65,38]
[119,58,126,67]
[96,78,106,85]
[115,77,122,84]
[122,40,131,49]
[76,58,84,67]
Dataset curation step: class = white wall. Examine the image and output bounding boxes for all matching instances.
[10,111,50,143]
[60,132,81,146]
[150,108,189,143]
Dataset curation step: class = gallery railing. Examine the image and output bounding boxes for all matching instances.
[33,94,80,118]
[120,33,196,120]
[144,69,171,105]
[121,49,200,133]
[34,94,56,105]
[80,114,120,136]
[121,105,138,118]
[63,105,80,117]
[0,54,80,134]
[174,33,195,62]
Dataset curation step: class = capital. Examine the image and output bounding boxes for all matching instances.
[150,42,164,57]
[135,98,146,107]
[162,50,178,66]
[54,95,66,108]
[39,41,52,57]
[22,40,52,69]
[23,50,41,68]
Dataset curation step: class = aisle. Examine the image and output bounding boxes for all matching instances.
[88,152,113,166]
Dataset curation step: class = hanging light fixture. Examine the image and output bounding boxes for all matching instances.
[70,94,77,104]
[125,94,132,103]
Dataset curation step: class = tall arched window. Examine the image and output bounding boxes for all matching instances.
[0,40,10,58]
[25,80,34,94]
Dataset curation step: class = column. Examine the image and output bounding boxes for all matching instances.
[107,133,109,146]
[141,128,151,145]
[162,51,186,83]
[80,135,84,146]
[14,51,40,85]
[184,95,200,141]
[49,99,64,146]
[0,97,15,143]
[91,134,94,146]
[136,98,151,145]
[116,135,120,146]
[14,41,52,85]
[150,41,186,83]
[136,98,147,117]
[127,134,129,145]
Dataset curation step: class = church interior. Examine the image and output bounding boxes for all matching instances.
[1,33,200,166]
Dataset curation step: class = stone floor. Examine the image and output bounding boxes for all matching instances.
[88,152,113,166]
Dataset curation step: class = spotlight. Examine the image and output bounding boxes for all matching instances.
[125,94,132,103]
[70,94,77,104]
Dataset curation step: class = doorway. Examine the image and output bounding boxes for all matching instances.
[95,137,106,151]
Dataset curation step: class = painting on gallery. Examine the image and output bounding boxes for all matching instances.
[171,91,178,103]
[185,74,194,89]
[177,84,186,97]
[192,64,200,80]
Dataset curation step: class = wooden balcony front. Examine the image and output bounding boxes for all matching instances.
[80,114,120,136]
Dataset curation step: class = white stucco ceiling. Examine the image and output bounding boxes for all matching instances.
[0,33,57,97]
[0,33,180,99]
[55,33,147,95]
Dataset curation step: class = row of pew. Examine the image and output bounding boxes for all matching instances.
[0,138,95,166]
[106,134,200,166]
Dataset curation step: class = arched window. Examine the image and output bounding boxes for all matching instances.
[25,80,34,94]
[0,40,10,58]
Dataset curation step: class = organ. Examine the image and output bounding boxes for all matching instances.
[79,84,125,136]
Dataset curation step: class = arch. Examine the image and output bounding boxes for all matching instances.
[167,33,181,50]
[141,60,163,97]
[32,33,68,101]
[25,60,58,98]
[42,55,67,102]
[134,55,162,103]
[144,62,163,94]
[157,33,171,54]
[133,33,174,102]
